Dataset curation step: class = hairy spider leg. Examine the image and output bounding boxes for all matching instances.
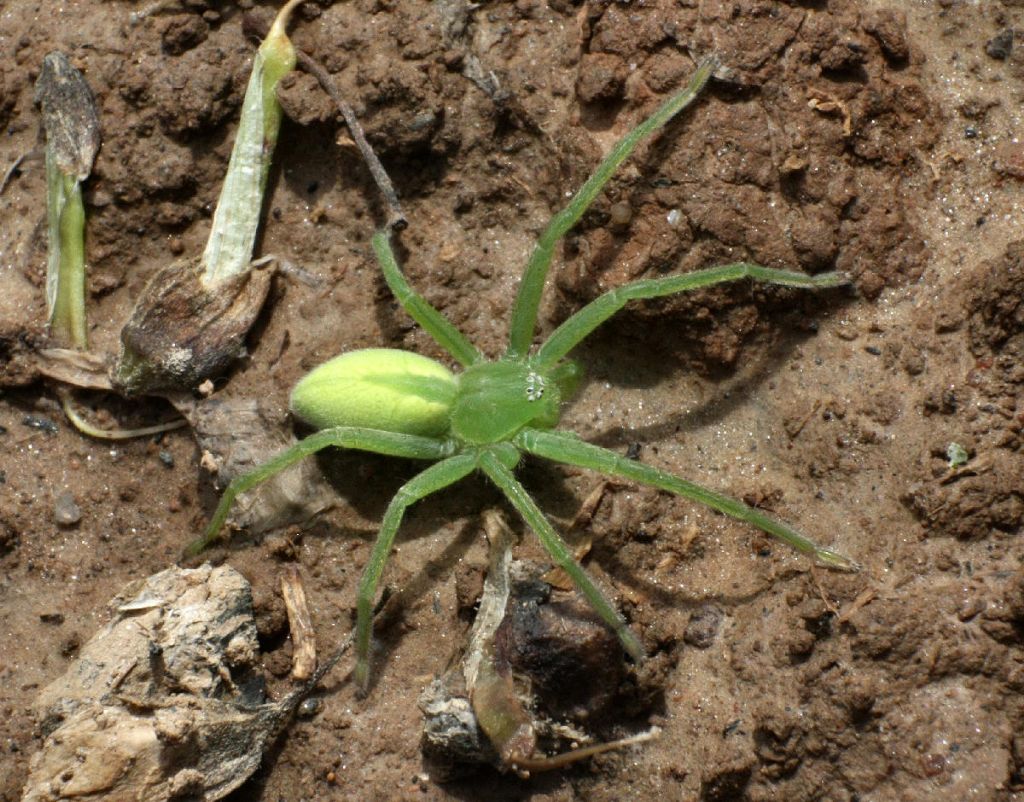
[479,450,645,661]
[353,453,478,690]
[534,263,848,370]
[372,231,482,367]
[516,428,858,572]
[505,57,718,358]
[186,427,454,555]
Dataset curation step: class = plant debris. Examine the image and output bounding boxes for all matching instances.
[23,564,346,802]
[34,52,100,349]
[420,513,659,780]
[113,0,305,394]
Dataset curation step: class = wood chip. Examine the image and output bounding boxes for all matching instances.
[281,564,317,680]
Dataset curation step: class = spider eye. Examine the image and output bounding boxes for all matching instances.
[525,372,545,402]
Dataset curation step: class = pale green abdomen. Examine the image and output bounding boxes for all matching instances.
[290,348,457,438]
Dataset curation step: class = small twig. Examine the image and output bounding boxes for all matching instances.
[128,0,179,25]
[835,586,877,625]
[239,13,404,229]
[265,630,354,741]
[809,564,840,616]
[255,253,322,288]
[273,594,402,718]
[295,50,406,231]
[0,152,28,194]
[281,564,317,680]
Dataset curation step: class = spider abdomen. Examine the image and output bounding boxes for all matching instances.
[289,348,457,437]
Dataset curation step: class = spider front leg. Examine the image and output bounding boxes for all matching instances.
[516,428,858,571]
[505,57,718,357]
[479,449,646,662]
[186,426,453,555]
[353,453,478,691]
[535,262,847,370]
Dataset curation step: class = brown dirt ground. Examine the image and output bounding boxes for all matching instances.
[2,0,1024,799]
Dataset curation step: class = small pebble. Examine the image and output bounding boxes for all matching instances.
[53,491,82,527]
[684,604,724,649]
[159,450,175,468]
[609,200,633,228]
[298,697,322,718]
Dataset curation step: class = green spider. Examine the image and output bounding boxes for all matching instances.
[193,58,856,691]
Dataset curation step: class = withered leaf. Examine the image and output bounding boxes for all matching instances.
[34,52,101,181]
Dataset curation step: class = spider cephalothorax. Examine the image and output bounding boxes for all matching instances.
[193,57,856,691]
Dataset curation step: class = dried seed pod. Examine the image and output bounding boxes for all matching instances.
[114,257,272,394]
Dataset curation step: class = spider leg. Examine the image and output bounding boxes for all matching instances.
[515,428,858,571]
[186,426,454,556]
[505,57,718,358]
[354,453,478,691]
[479,449,645,663]
[535,263,846,369]
[372,230,482,367]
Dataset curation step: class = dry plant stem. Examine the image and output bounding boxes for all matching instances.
[295,50,406,230]
[58,388,186,440]
[201,0,305,286]
[238,12,403,227]
[512,727,661,775]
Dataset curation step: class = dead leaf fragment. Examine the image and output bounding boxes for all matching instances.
[34,52,101,180]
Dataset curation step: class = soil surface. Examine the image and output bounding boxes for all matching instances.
[2,1,1024,800]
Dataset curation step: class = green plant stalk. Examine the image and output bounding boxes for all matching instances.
[45,152,88,349]
[201,0,303,287]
